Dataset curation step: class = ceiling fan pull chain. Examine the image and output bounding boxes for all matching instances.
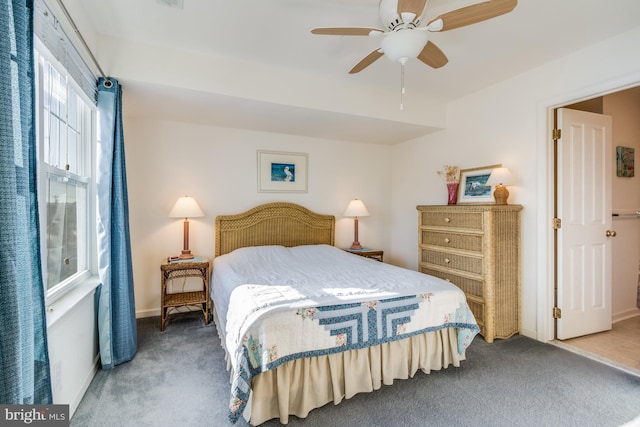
[400,61,405,110]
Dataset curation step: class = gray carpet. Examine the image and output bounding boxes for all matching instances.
[71,313,640,427]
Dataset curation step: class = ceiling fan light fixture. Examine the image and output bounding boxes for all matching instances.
[310,0,518,80]
[380,30,429,63]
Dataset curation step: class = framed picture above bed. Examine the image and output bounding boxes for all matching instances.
[257,150,308,193]
[457,164,501,204]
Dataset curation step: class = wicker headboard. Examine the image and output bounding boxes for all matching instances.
[215,202,335,257]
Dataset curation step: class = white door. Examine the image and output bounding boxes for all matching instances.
[556,107,613,340]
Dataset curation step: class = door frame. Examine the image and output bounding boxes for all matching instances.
[538,73,640,342]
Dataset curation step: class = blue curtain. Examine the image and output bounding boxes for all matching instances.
[0,0,52,404]
[96,77,137,369]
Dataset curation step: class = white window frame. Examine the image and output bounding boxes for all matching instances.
[34,38,98,304]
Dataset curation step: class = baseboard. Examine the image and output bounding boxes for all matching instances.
[136,306,203,319]
[136,308,160,319]
[613,308,640,323]
[70,354,100,418]
[520,327,537,341]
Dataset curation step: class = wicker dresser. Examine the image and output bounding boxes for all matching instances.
[417,205,522,343]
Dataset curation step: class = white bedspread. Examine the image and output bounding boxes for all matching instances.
[213,245,464,328]
[211,245,479,423]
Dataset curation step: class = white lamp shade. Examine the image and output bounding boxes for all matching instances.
[486,167,514,186]
[169,196,204,219]
[343,199,370,218]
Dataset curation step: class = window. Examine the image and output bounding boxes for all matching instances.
[34,40,97,301]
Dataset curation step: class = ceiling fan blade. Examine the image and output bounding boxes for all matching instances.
[311,27,384,36]
[349,50,384,74]
[427,0,517,32]
[417,41,448,69]
[397,0,429,19]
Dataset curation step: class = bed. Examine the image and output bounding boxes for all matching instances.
[211,202,479,425]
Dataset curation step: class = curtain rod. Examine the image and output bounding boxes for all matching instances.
[54,0,112,88]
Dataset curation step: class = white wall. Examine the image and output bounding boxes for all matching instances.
[124,27,640,337]
[605,88,640,321]
[124,118,393,316]
[46,280,100,417]
[100,35,446,131]
[390,27,640,341]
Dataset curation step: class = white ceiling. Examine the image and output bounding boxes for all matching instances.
[70,0,640,144]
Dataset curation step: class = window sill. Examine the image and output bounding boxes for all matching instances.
[46,276,101,329]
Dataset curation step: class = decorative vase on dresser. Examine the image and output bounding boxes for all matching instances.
[416,204,523,343]
[446,183,459,205]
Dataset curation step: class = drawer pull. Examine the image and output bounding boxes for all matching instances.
[444,237,450,243]
[444,217,451,223]
[444,258,451,264]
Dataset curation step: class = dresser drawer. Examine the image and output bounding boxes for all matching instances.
[420,211,484,231]
[421,230,483,253]
[421,268,484,298]
[421,267,485,332]
[421,250,483,275]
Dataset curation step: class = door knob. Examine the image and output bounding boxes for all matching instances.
[605,230,617,237]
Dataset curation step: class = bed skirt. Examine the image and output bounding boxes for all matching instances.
[214,308,464,425]
[250,327,462,425]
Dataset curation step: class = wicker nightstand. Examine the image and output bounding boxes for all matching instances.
[160,257,210,331]
[343,247,384,262]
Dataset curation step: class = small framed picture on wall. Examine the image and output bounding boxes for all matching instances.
[616,146,635,177]
[257,150,308,193]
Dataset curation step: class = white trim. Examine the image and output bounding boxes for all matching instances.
[613,308,640,324]
[537,71,640,343]
[46,276,100,329]
[35,41,99,302]
[46,270,92,305]
[136,308,161,319]
[70,354,100,418]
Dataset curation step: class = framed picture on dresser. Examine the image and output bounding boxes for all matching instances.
[457,164,501,204]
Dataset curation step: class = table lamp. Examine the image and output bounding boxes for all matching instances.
[486,167,513,205]
[343,199,370,250]
[169,196,204,259]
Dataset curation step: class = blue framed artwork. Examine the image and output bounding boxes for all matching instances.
[458,164,501,204]
[271,163,295,182]
[616,146,634,177]
[257,150,308,192]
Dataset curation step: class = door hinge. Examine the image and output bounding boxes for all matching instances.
[552,218,561,229]
[552,128,561,140]
[553,307,562,319]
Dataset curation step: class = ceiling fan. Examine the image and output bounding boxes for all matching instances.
[311,0,518,75]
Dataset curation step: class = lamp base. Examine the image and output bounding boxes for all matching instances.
[178,250,194,259]
[350,217,363,250]
[493,185,509,205]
